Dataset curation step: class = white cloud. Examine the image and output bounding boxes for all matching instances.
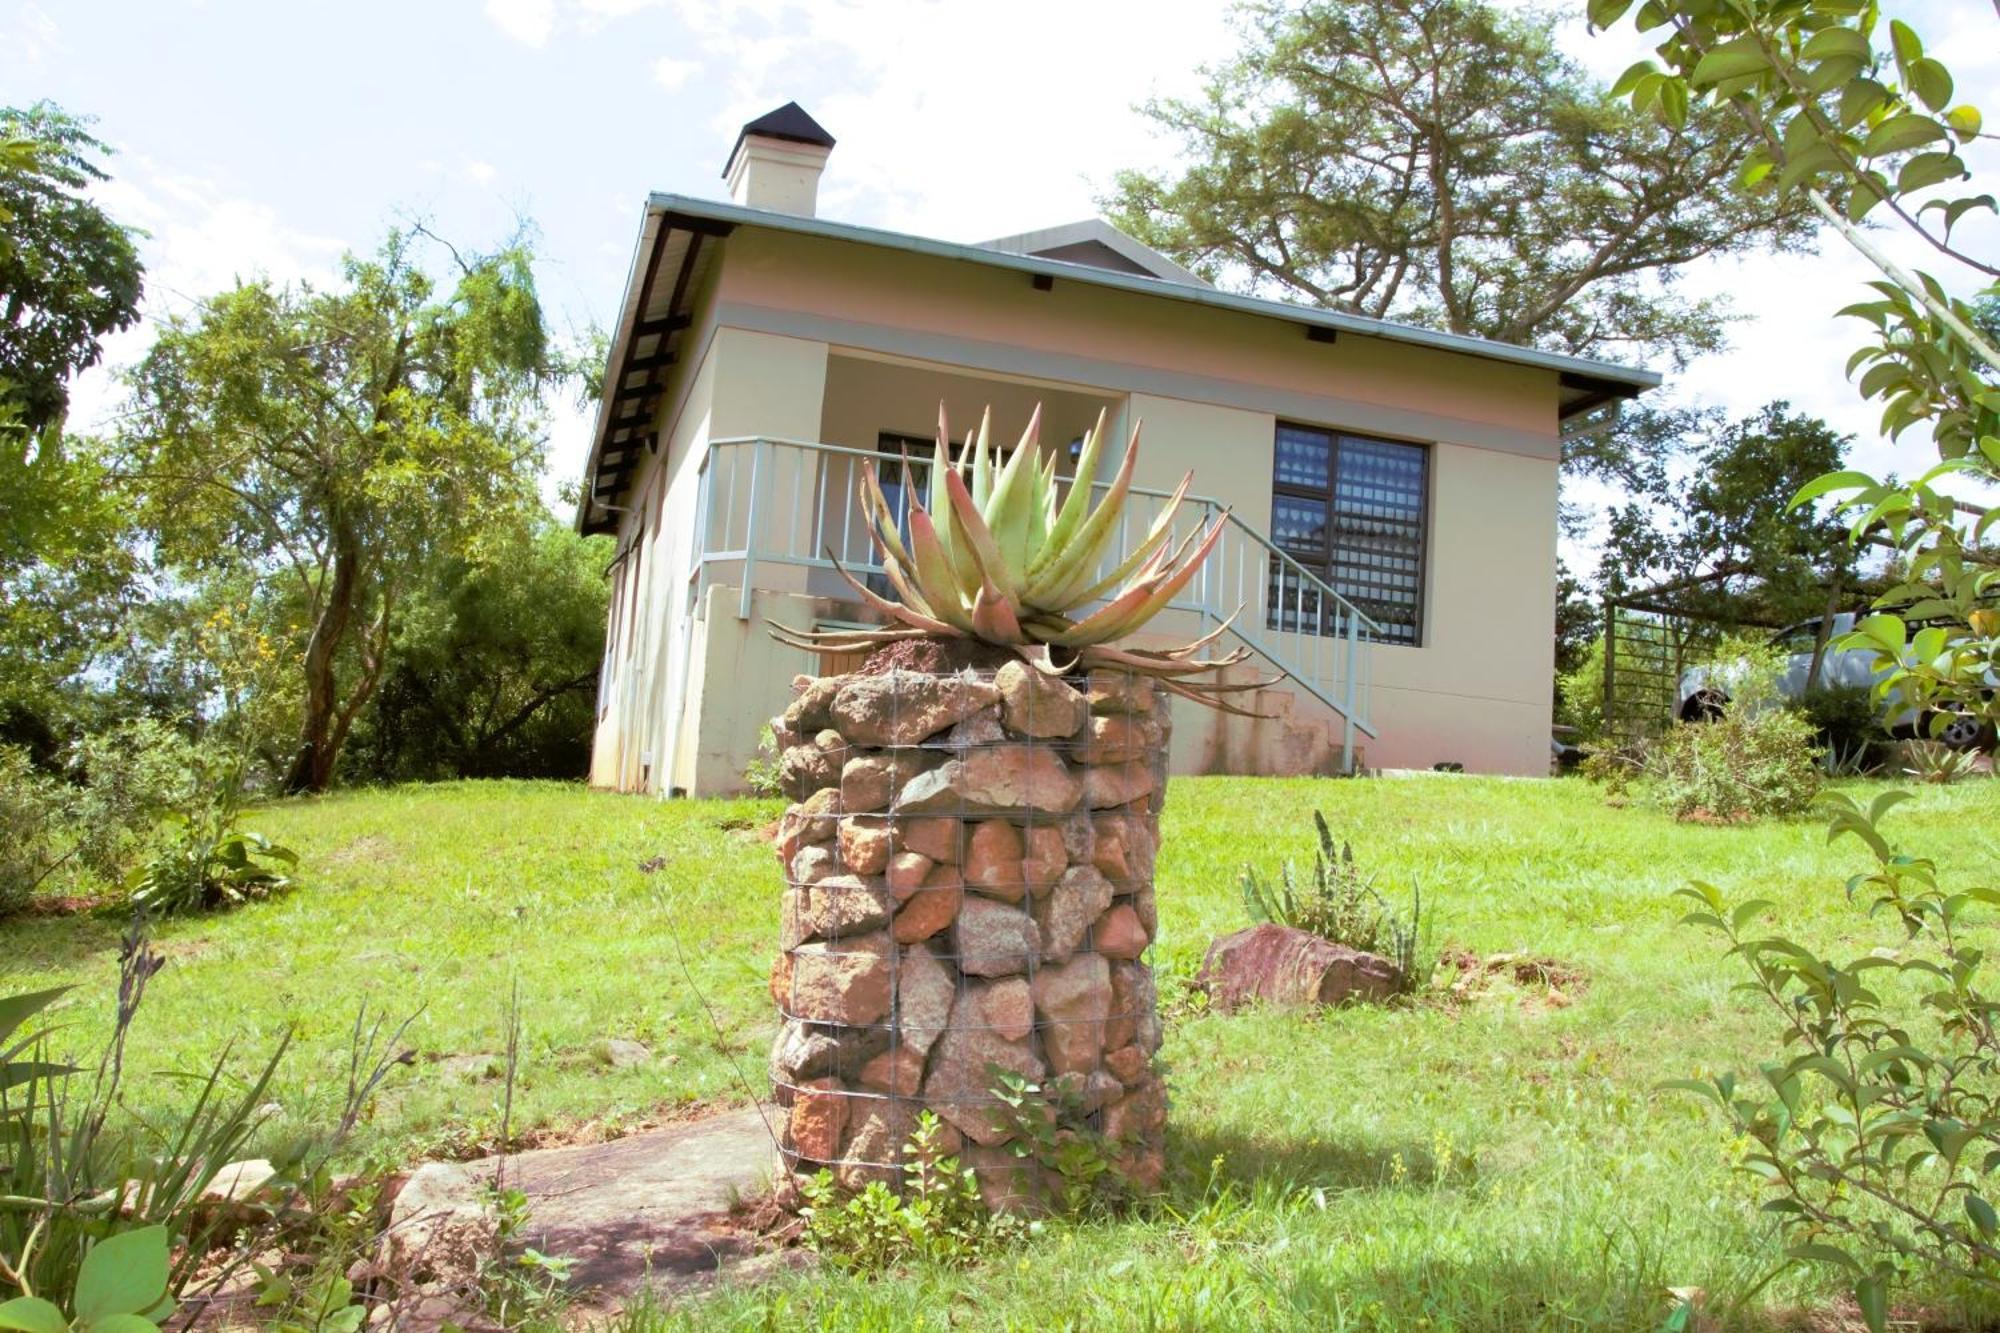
[484,0,556,46]
[651,55,699,90]
[462,158,499,185]
[5,3,59,64]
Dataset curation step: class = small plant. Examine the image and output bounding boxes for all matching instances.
[741,724,783,798]
[0,1225,174,1333]
[989,1068,1125,1215]
[1900,739,1979,786]
[1240,810,1384,948]
[1800,684,1891,776]
[798,1111,1019,1273]
[1578,744,1640,800]
[125,746,295,916]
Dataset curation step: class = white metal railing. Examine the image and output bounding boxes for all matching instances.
[692,436,1378,770]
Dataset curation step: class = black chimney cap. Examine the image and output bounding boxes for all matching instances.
[722,102,835,178]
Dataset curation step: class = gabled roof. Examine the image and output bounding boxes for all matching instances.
[576,194,1662,533]
[978,219,1211,288]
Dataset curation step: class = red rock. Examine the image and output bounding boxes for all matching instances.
[776,787,841,863]
[841,752,929,813]
[804,874,895,940]
[1106,961,1162,1053]
[952,896,1040,977]
[831,671,999,747]
[892,868,961,944]
[885,850,932,898]
[782,674,846,733]
[995,660,1088,738]
[838,817,892,875]
[897,817,962,864]
[1035,866,1113,963]
[1021,825,1067,895]
[897,748,1081,816]
[1085,672,1155,715]
[972,977,1035,1041]
[768,951,793,1009]
[786,931,894,1026]
[790,844,839,886]
[964,820,1027,901]
[859,1046,925,1098]
[1195,923,1400,1010]
[1095,903,1149,959]
[1083,761,1156,810]
[1074,713,1156,765]
[894,943,954,1057]
[922,990,1045,1145]
[1092,819,1131,882]
[789,1077,848,1161]
[1104,1043,1148,1085]
[1031,953,1110,1076]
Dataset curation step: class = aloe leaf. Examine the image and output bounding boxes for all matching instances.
[943,466,1016,601]
[1033,406,1109,575]
[970,580,1026,643]
[907,509,977,632]
[1023,418,1144,609]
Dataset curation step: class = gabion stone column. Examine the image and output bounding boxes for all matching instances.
[766,646,1168,1210]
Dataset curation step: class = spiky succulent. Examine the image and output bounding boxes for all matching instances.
[773,404,1276,713]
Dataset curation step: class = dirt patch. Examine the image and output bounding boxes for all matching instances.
[325,833,392,866]
[15,893,117,918]
[1439,949,1588,1011]
[420,1096,735,1164]
[853,638,1023,676]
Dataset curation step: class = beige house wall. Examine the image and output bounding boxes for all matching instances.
[591,225,1566,793]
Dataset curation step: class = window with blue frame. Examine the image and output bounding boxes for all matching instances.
[1267,424,1427,646]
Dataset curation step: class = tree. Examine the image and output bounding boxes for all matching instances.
[1108,0,1819,369]
[1595,402,1861,621]
[0,103,143,432]
[346,519,609,782]
[119,227,561,792]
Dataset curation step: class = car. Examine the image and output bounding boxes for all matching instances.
[1676,611,1997,751]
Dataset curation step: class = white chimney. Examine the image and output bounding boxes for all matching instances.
[722,102,835,216]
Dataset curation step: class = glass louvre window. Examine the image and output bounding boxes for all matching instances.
[1267,424,1427,646]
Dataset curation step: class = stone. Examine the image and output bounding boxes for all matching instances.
[972,977,1035,1041]
[1086,672,1156,715]
[804,874,895,940]
[787,931,894,1026]
[1083,760,1156,810]
[964,819,1026,901]
[898,816,962,864]
[789,1077,847,1161]
[995,660,1088,738]
[1103,1077,1168,1149]
[1048,1069,1123,1115]
[779,888,809,951]
[769,949,794,1007]
[922,989,1045,1145]
[837,817,892,875]
[1020,824,1067,895]
[198,1158,279,1224]
[892,867,962,944]
[837,1099,919,1191]
[790,843,840,886]
[768,716,801,754]
[1133,885,1157,938]
[841,752,930,813]
[592,1038,652,1069]
[895,943,955,1057]
[1035,865,1114,964]
[1031,953,1111,1076]
[942,706,1007,749]
[858,1045,925,1098]
[783,674,846,733]
[896,747,1082,816]
[885,850,932,898]
[832,671,999,747]
[1092,819,1132,883]
[1059,815,1096,865]
[1105,961,1162,1053]
[777,743,840,801]
[770,1020,840,1085]
[1093,813,1158,887]
[1095,903,1149,960]
[1104,1043,1148,1086]
[1073,712,1157,764]
[952,896,1040,977]
[1196,923,1401,1010]
[776,787,841,863]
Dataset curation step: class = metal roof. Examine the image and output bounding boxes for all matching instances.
[576,194,1661,533]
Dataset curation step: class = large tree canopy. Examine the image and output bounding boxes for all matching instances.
[0,102,143,432]
[119,228,561,792]
[1109,0,1818,368]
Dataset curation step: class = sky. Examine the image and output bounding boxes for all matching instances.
[7,0,1996,566]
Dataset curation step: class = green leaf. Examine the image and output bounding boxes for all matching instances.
[1855,1272,1889,1333]
[74,1227,171,1322]
[83,1318,160,1333]
[0,986,73,1048]
[1862,114,1945,158]
[1801,26,1871,61]
[1610,59,1658,97]
[1588,0,1635,29]
[1691,36,1769,86]
[1906,57,1952,112]
[1968,1192,1998,1237]
[1840,78,1890,128]
[1790,1241,1862,1272]
[1898,151,1964,194]
[1789,470,1876,509]
[0,1298,69,1333]
[1944,105,1983,140]
[1888,19,1923,70]
[1659,77,1688,129]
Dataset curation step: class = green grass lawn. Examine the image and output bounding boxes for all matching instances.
[9,774,2000,1329]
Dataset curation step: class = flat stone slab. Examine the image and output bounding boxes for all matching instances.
[387,1105,792,1305]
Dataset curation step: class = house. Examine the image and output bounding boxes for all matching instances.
[577,103,1660,796]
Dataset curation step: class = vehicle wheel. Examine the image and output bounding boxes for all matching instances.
[1679,690,1728,723]
[1933,709,1997,752]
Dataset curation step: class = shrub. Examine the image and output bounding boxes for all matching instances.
[0,745,69,913]
[1239,810,1431,993]
[1647,705,1822,822]
[1670,793,2000,1324]
[126,748,296,916]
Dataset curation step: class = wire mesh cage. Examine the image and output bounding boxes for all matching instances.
[767,657,1170,1207]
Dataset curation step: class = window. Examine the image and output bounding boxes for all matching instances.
[1268,424,1427,646]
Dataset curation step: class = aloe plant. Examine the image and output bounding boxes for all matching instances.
[774,405,1272,711]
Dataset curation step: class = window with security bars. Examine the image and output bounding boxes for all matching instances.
[1267,424,1427,646]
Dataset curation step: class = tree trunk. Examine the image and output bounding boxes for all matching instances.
[284,540,359,794]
